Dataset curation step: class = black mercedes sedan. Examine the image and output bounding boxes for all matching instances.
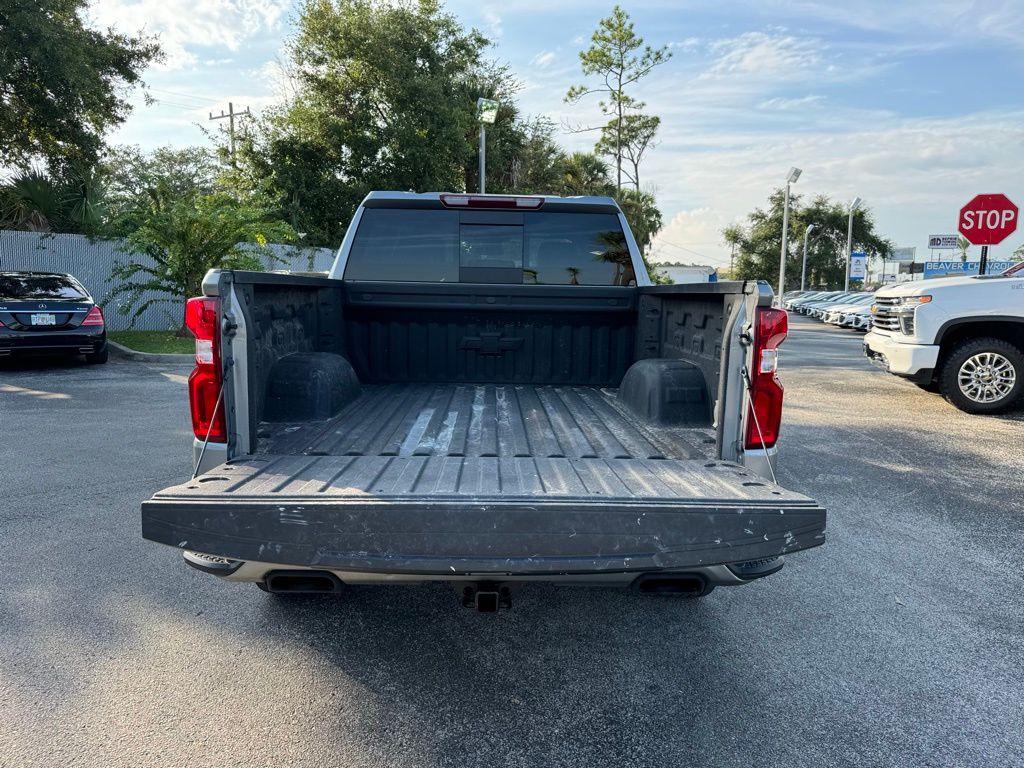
[0,272,108,363]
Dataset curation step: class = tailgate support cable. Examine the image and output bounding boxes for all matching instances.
[191,382,225,480]
[741,366,778,486]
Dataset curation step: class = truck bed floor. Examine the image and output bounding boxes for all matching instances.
[259,383,714,461]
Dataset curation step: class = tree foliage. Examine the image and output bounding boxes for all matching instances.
[560,152,614,197]
[597,113,659,191]
[0,0,160,171]
[724,190,893,290]
[235,0,491,246]
[107,190,295,330]
[227,0,666,282]
[566,6,669,190]
[0,167,106,235]
[100,145,219,234]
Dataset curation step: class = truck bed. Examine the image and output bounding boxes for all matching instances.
[144,384,826,575]
[257,383,715,461]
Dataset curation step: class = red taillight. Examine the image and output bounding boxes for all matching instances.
[744,307,788,450]
[439,194,544,209]
[81,306,104,327]
[184,296,226,442]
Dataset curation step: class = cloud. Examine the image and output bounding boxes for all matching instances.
[651,208,734,266]
[668,37,702,52]
[759,95,825,111]
[530,51,557,69]
[755,1,1024,50]
[704,32,825,80]
[89,0,291,70]
[481,6,503,38]
[644,111,1024,265]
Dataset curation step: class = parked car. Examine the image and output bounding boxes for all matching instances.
[781,290,813,303]
[864,269,1024,413]
[0,271,107,363]
[838,305,873,330]
[833,305,873,330]
[784,291,835,311]
[140,191,827,610]
[823,294,875,324]
[803,292,859,317]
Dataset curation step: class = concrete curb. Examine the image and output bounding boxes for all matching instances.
[107,340,193,364]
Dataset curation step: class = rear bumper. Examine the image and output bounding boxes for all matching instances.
[142,496,826,577]
[0,328,105,356]
[863,330,938,379]
[195,556,779,586]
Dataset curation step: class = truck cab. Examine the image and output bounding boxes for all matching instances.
[864,269,1024,413]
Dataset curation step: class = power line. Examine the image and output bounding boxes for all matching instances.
[653,239,731,264]
[151,98,206,110]
[650,249,731,267]
[148,88,220,105]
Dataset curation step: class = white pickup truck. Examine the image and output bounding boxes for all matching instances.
[864,264,1024,413]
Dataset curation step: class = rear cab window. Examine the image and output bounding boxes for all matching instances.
[344,207,637,286]
[0,273,89,300]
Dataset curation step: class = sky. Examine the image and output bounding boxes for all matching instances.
[91,0,1024,267]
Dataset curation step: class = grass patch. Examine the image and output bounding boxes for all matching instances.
[108,330,193,355]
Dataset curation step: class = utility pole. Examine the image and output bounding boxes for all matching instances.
[209,102,250,166]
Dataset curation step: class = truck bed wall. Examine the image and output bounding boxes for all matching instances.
[635,286,741,409]
[228,274,745,438]
[342,283,636,387]
[228,274,345,432]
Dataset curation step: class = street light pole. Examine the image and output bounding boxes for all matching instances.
[801,223,816,291]
[476,98,499,194]
[844,196,863,291]
[777,167,802,303]
[479,125,486,194]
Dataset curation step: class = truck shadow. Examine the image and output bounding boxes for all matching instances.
[248,581,767,765]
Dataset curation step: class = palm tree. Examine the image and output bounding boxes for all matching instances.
[0,170,66,231]
[956,235,970,263]
[0,167,106,234]
[561,152,614,197]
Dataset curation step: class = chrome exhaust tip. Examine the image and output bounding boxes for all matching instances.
[262,570,344,594]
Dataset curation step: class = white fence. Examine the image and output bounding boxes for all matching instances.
[0,230,336,331]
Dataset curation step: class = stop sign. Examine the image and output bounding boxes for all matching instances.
[958,193,1018,245]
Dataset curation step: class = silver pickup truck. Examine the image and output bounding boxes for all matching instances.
[142,192,826,610]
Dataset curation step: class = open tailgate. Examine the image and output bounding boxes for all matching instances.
[142,456,825,575]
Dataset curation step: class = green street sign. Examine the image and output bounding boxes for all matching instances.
[476,98,499,124]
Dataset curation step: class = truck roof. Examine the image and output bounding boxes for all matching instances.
[360,190,623,214]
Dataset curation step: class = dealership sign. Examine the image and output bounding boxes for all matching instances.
[849,252,867,280]
[927,234,958,249]
[923,261,1018,279]
[890,247,916,262]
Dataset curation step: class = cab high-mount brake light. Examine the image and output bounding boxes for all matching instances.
[440,194,544,210]
[184,296,226,443]
[745,307,788,451]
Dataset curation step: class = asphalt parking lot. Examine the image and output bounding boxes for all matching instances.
[2,318,1022,768]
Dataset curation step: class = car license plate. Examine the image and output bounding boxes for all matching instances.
[31,313,57,326]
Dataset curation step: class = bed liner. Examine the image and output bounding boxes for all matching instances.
[257,383,715,461]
